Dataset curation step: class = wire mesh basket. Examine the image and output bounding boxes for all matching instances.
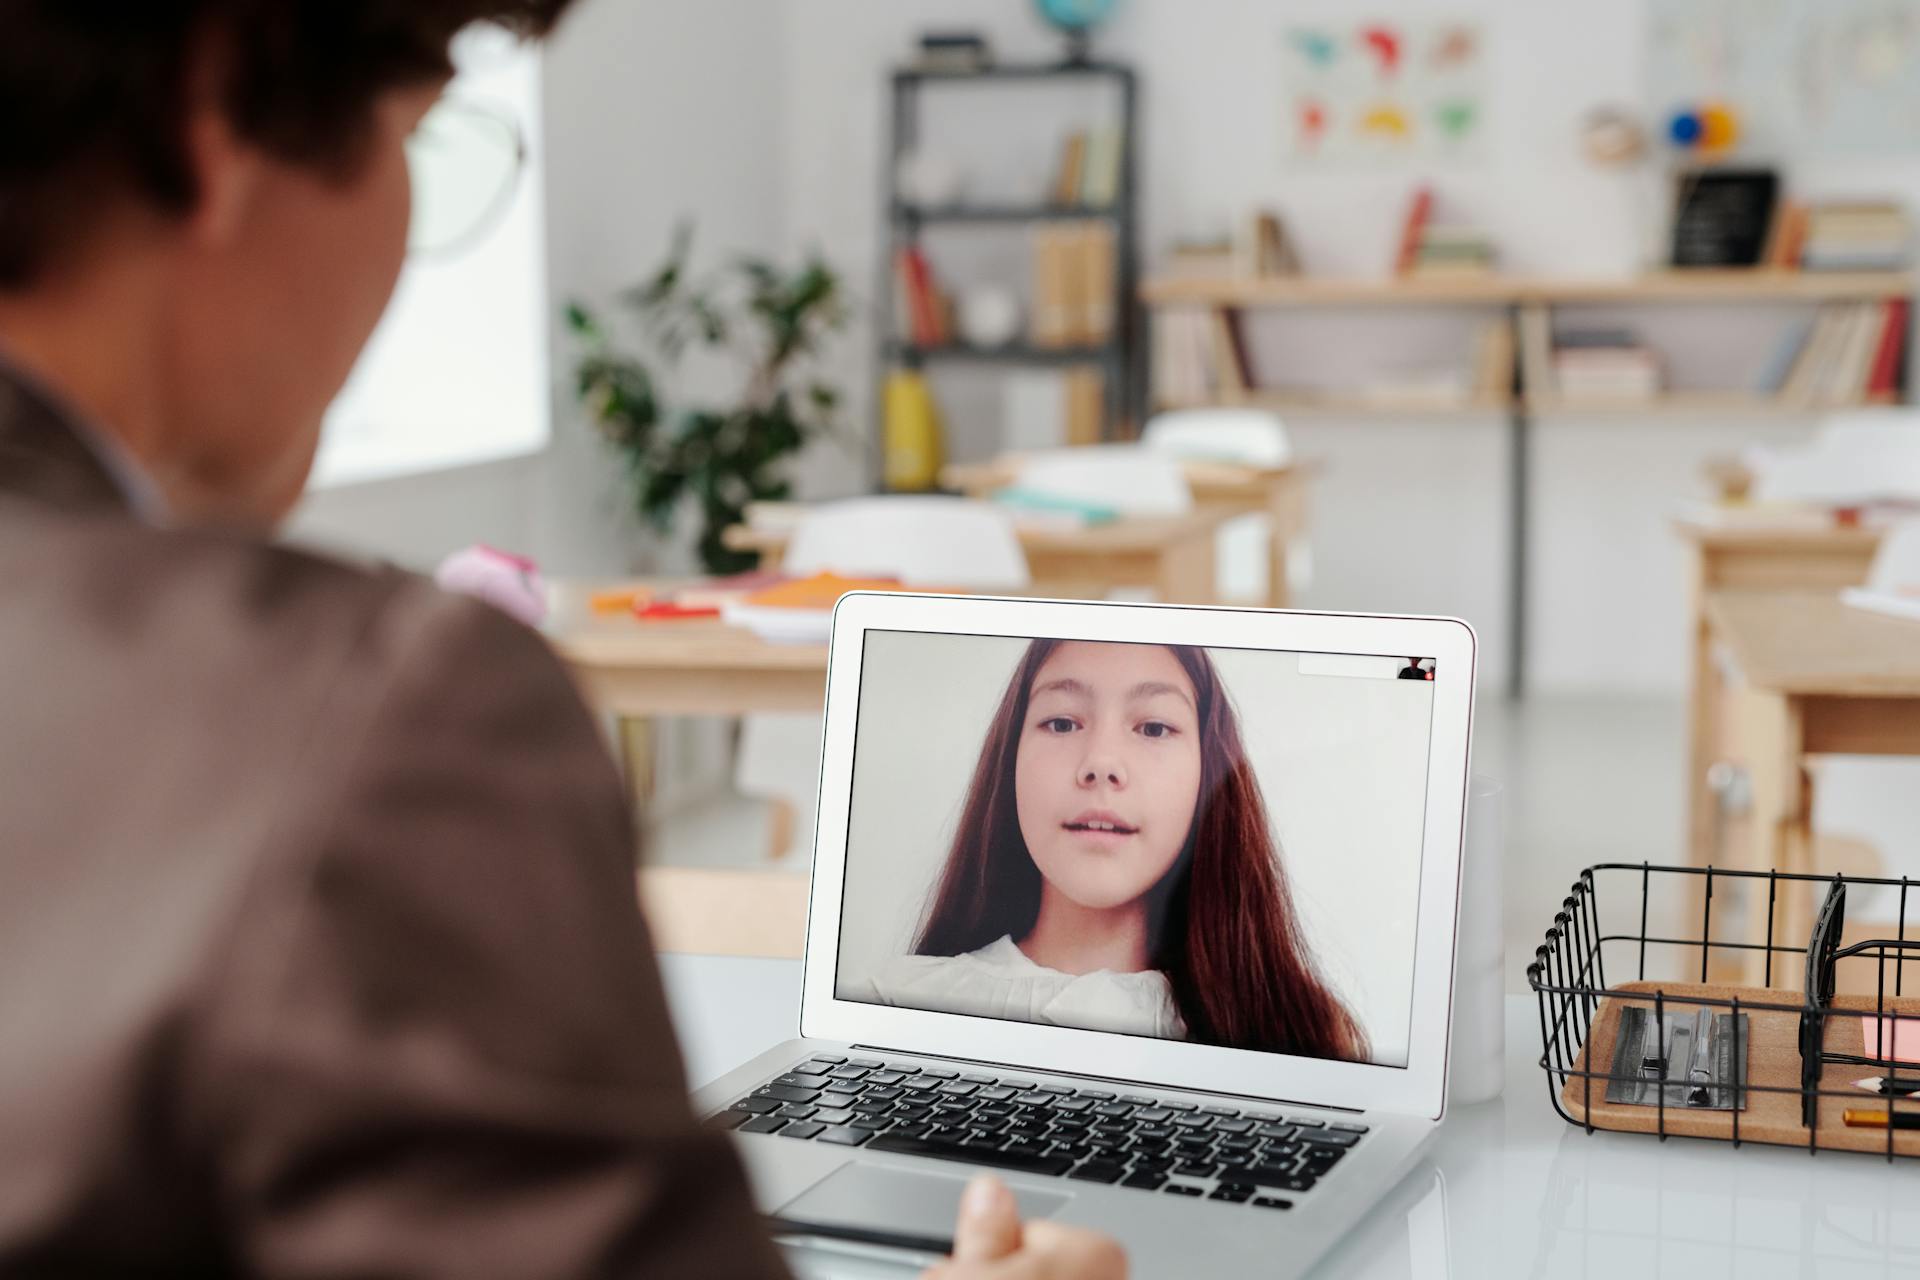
[1528,862,1920,1159]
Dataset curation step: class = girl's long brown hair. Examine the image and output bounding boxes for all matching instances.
[914,639,1370,1062]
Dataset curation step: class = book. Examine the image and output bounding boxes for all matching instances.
[1755,316,1816,394]
[990,486,1121,527]
[1518,304,1555,398]
[1826,303,1886,403]
[916,31,993,72]
[1030,227,1074,347]
[1394,186,1434,277]
[1763,199,1807,269]
[1208,308,1250,397]
[896,245,943,346]
[1080,129,1124,208]
[1059,225,1092,344]
[1081,222,1117,342]
[1470,318,1515,400]
[1867,300,1910,402]
[1781,305,1846,404]
[1064,368,1104,445]
[1052,131,1089,207]
[1252,210,1301,276]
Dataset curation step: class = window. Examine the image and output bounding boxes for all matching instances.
[310,27,549,489]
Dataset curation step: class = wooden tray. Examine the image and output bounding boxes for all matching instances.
[1559,981,1920,1156]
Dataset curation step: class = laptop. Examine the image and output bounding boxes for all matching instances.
[696,593,1476,1276]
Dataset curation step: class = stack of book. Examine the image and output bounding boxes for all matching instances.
[1394,186,1498,278]
[1550,329,1662,402]
[1409,227,1498,278]
[1152,307,1253,405]
[1030,222,1116,348]
[1768,300,1910,405]
[1051,129,1125,208]
[914,32,991,73]
[1801,202,1912,272]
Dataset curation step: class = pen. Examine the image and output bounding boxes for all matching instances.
[1841,1108,1920,1130]
[765,1216,951,1258]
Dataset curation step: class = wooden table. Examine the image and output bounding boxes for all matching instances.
[942,456,1313,607]
[721,508,1233,605]
[1703,590,1920,979]
[547,585,832,858]
[553,611,826,718]
[1676,517,1884,870]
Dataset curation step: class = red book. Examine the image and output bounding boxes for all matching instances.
[1866,299,1909,402]
[897,246,942,347]
[1395,186,1433,277]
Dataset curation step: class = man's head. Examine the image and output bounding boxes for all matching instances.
[0,2,573,526]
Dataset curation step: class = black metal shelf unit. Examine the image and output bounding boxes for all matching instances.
[879,61,1140,484]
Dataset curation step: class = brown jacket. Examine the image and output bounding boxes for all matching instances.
[0,367,789,1277]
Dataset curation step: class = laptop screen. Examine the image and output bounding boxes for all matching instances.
[833,632,1437,1070]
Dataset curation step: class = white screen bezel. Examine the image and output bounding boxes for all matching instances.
[798,593,1476,1121]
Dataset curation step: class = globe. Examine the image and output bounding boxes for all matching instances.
[1034,0,1117,62]
[1034,0,1116,31]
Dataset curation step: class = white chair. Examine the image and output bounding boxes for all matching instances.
[1866,521,1920,593]
[780,495,1030,588]
[738,498,1031,861]
[1011,445,1193,516]
[1141,408,1309,603]
[1749,410,1920,507]
[1143,407,1295,468]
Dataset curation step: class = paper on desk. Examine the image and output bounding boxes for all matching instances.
[1841,587,1920,624]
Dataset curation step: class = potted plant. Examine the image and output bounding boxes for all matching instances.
[567,227,849,574]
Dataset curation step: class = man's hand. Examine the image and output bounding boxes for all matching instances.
[921,1176,1126,1280]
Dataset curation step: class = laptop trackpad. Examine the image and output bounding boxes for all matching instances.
[776,1163,1072,1255]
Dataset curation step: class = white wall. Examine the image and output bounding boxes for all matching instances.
[834,633,1432,1066]
[295,0,1920,694]
[775,0,1920,694]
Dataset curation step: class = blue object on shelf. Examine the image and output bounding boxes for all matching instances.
[1033,0,1118,61]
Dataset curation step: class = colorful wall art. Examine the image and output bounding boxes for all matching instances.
[1281,18,1488,164]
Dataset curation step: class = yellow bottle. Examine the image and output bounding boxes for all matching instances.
[883,368,945,491]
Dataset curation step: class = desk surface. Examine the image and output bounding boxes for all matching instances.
[1672,515,1886,552]
[942,457,1311,501]
[1706,591,1920,696]
[660,956,1920,1280]
[725,507,1232,557]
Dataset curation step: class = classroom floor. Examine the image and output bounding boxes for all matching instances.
[649,694,1696,993]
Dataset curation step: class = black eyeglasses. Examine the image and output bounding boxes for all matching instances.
[405,96,527,260]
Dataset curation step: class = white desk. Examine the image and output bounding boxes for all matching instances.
[661,955,1920,1279]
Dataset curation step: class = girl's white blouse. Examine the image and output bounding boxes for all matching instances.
[865,936,1186,1040]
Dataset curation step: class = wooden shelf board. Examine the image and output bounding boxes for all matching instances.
[897,203,1117,224]
[1155,393,1514,418]
[1141,269,1916,308]
[1526,392,1901,419]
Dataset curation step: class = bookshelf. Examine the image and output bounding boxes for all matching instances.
[1139,268,1918,695]
[1140,270,1915,308]
[880,61,1140,482]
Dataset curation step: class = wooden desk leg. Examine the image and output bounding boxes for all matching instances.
[1267,476,1306,610]
[619,716,656,822]
[1733,687,1806,989]
[1685,546,1720,872]
[1158,533,1220,605]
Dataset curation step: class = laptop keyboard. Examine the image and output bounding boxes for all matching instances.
[709,1054,1368,1211]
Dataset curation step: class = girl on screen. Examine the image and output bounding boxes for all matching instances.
[870,638,1369,1062]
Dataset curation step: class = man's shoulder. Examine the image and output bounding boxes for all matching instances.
[1,509,549,749]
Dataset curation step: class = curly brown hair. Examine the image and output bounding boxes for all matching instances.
[0,0,575,288]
